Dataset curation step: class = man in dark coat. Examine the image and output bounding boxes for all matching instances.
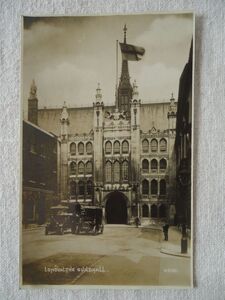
[163,223,170,241]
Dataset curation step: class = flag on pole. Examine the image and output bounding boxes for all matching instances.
[120,42,145,61]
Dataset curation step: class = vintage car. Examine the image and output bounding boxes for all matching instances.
[72,206,104,235]
[45,205,73,235]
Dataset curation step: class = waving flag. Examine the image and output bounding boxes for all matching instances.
[120,42,145,61]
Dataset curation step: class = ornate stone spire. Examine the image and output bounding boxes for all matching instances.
[60,101,69,122]
[132,80,139,98]
[117,26,132,114]
[28,79,38,125]
[29,79,37,99]
[123,24,127,44]
[169,92,176,113]
[95,83,102,102]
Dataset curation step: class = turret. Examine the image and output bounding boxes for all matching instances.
[60,102,69,199]
[168,93,177,133]
[93,83,104,196]
[28,80,38,125]
[60,101,70,141]
[130,80,141,187]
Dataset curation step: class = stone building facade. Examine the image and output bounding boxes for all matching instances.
[25,30,178,225]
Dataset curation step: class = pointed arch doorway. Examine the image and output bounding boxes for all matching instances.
[105,191,128,224]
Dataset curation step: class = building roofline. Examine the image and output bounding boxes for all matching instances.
[23,119,58,139]
[38,101,175,112]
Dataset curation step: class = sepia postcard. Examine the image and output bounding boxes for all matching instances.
[21,12,194,288]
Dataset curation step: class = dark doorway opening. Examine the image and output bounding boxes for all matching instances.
[105,191,127,224]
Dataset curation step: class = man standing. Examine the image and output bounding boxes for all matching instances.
[163,223,170,241]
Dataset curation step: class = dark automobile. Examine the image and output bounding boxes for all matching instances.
[72,206,104,235]
[45,205,73,235]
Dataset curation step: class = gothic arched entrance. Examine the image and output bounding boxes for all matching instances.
[105,191,127,224]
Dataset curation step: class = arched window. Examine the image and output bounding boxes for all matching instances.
[78,142,84,155]
[78,161,84,174]
[142,179,149,195]
[160,179,166,195]
[159,204,166,218]
[70,162,76,175]
[142,139,149,153]
[142,159,149,173]
[113,141,120,154]
[86,142,93,155]
[122,161,128,181]
[151,139,158,152]
[160,158,167,170]
[78,181,84,195]
[113,161,120,182]
[151,159,158,171]
[105,161,112,182]
[105,141,112,154]
[70,181,76,197]
[160,139,167,152]
[151,204,157,218]
[87,180,92,196]
[122,140,129,154]
[151,179,158,195]
[142,204,149,217]
[70,143,76,155]
[86,161,92,174]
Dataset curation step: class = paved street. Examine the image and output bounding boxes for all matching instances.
[22,225,191,286]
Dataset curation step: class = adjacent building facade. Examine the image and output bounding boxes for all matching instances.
[22,82,60,225]
[174,41,193,228]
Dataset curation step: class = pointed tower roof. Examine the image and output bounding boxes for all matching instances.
[29,79,37,99]
[117,25,133,115]
[95,83,102,102]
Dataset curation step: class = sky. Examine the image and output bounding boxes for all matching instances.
[23,14,193,116]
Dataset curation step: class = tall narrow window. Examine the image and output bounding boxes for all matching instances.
[70,181,76,197]
[160,179,166,195]
[160,158,167,170]
[142,179,149,195]
[70,143,76,155]
[87,180,92,196]
[159,204,166,217]
[122,140,129,154]
[142,139,149,153]
[122,161,128,181]
[142,204,149,217]
[113,141,120,154]
[78,161,84,174]
[113,161,120,182]
[160,139,167,152]
[86,142,92,155]
[86,161,92,174]
[151,159,158,171]
[70,162,76,175]
[105,141,112,154]
[105,161,112,182]
[78,142,84,155]
[151,204,157,218]
[151,179,158,195]
[142,159,149,173]
[151,139,158,152]
[78,181,84,195]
